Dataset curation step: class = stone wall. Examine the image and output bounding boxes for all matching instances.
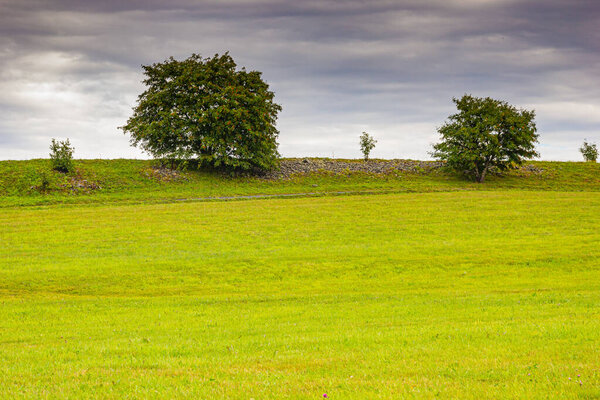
[262,158,444,179]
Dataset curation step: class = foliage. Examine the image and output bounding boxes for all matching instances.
[50,138,74,173]
[359,132,377,160]
[37,170,51,192]
[432,95,539,183]
[580,139,598,162]
[121,52,282,172]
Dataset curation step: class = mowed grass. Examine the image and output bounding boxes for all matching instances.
[1,191,600,398]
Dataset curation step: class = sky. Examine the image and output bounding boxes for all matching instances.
[0,0,598,161]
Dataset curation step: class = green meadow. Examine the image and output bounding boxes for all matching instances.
[1,160,600,398]
[1,159,599,208]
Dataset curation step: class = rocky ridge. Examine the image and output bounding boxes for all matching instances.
[262,158,444,179]
[260,158,545,180]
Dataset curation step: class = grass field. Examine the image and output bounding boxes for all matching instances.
[1,159,599,207]
[1,183,600,398]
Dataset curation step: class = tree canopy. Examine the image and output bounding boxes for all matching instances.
[431,94,538,183]
[359,132,376,160]
[121,53,282,171]
[580,140,598,162]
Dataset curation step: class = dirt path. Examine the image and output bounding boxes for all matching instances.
[174,189,406,202]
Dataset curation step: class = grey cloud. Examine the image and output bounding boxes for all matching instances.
[0,0,598,160]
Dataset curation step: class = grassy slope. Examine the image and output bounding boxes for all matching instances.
[1,191,600,398]
[1,159,599,207]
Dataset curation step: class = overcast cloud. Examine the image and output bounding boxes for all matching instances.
[1,0,598,160]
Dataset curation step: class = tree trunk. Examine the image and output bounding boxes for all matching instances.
[476,158,491,183]
[477,168,487,183]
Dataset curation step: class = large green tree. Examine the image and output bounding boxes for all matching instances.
[121,53,282,171]
[431,94,538,183]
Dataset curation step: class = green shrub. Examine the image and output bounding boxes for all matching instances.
[50,139,74,173]
[580,140,598,162]
[360,132,377,160]
[38,170,51,192]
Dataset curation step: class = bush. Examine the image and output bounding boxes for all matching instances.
[431,94,538,183]
[50,139,74,173]
[37,170,51,192]
[359,132,377,160]
[121,52,282,172]
[580,140,598,162]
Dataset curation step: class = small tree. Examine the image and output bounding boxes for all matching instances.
[50,138,74,173]
[360,132,377,160]
[580,140,598,162]
[121,52,282,172]
[431,95,538,183]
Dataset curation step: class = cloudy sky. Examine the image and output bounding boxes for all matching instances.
[1,0,598,160]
